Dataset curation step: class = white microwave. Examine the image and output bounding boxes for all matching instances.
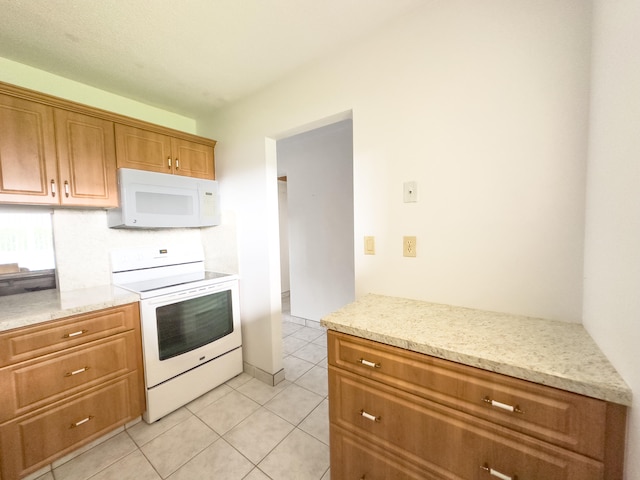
[107,168,220,228]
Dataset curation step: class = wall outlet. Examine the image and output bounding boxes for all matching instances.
[403,236,416,257]
[364,236,375,255]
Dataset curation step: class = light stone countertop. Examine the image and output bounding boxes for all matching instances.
[321,294,632,406]
[0,286,140,332]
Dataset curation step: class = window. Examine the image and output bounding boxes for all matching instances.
[0,208,56,295]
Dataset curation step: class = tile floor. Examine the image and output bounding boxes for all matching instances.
[30,294,330,480]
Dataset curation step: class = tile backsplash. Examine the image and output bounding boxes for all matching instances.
[52,209,237,291]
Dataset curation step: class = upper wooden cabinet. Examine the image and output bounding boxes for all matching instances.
[54,110,118,207]
[0,94,117,207]
[115,124,215,180]
[0,94,58,204]
[0,81,217,208]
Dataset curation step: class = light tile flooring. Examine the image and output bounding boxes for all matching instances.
[31,296,330,480]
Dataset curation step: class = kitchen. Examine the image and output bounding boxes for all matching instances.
[0,0,638,479]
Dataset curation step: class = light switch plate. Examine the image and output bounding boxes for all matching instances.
[364,236,375,255]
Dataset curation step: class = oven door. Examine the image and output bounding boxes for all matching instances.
[139,279,241,388]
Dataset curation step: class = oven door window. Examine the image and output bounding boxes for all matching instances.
[156,290,233,360]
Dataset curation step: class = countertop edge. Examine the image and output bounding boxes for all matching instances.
[321,318,632,407]
[0,286,141,333]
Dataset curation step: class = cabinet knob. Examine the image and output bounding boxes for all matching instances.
[359,358,381,368]
[64,180,70,197]
[480,463,517,480]
[360,409,381,422]
[482,396,524,414]
[175,158,179,169]
[69,415,94,429]
[64,366,90,377]
[62,329,88,339]
[51,179,56,197]
[168,156,172,168]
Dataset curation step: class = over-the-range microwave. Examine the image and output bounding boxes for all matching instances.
[107,168,220,229]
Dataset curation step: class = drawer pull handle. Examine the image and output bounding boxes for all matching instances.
[359,358,380,368]
[63,329,88,339]
[70,415,94,429]
[481,463,517,480]
[64,366,89,377]
[360,409,381,422]
[482,396,523,414]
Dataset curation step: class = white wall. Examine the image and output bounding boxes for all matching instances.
[199,0,592,377]
[278,181,290,293]
[277,120,355,321]
[583,0,640,477]
[0,57,196,132]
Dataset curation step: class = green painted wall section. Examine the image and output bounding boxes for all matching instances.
[0,56,197,133]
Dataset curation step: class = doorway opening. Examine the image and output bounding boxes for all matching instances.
[276,118,355,322]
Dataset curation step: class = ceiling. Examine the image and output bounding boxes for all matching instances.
[1,0,424,118]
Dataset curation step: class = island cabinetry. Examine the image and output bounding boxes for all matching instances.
[0,303,145,480]
[114,124,215,180]
[328,330,626,480]
[0,94,117,207]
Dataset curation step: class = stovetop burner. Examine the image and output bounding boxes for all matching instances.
[110,245,236,299]
[116,271,232,295]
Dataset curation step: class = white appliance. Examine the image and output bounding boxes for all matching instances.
[111,245,242,423]
[107,168,220,229]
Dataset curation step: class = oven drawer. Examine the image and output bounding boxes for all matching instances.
[330,368,603,480]
[0,332,139,422]
[328,330,606,460]
[0,303,139,367]
[0,374,139,480]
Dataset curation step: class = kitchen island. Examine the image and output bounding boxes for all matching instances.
[321,294,631,479]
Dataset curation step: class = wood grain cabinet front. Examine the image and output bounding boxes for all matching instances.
[327,331,627,480]
[0,304,145,480]
[0,94,117,207]
[115,124,215,180]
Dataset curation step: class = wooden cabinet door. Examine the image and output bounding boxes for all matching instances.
[0,94,58,204]
[54,110,118,207]
[0,375,139,480]
[115,124,215,179]
[115,124,172,174]
[171,137,215,179]
[0,332,139,422]
[330,368,604,480]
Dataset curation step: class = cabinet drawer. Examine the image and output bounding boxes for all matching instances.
[328,331,606,460]
[0,303,139,367]
[331,425,441,480]
[0,374,139,480]
[330,368,603,480]
[0,332,139,422]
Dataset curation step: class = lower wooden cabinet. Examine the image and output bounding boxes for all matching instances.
[0,374,141,478]
[0,303,145,480]
[327,330,627,480]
